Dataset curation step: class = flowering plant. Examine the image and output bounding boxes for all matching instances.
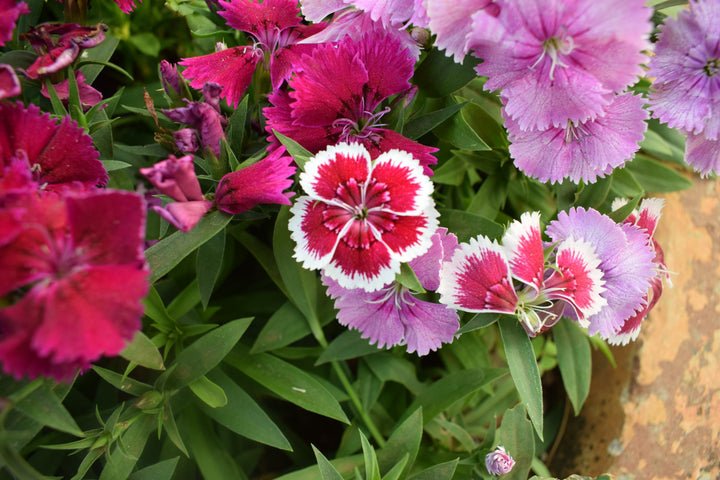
[0,0,704,478]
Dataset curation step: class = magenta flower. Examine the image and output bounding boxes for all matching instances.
[23,23,107,79]
[265,32,437,175]
[468,0,652,131]
[0,0,29,46]
[0,63,21,99]
[0,189,148,381]
[648,0,720,140]
[289,142,438,292]
[180,0,325,108]
[322,228,459,355]
[0,102,107,191]
[215,147,296,214]
[506,93,648,184]
[545,207,657,339]
[439,212,607,335]
[40,71,103,110]
[485,446,515,476]
[163,83,227,157]
[607,198,670,345]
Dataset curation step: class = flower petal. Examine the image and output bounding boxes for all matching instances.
[502,211,544,292]
[300,142,372,202]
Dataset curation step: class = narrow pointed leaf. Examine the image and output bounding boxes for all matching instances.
[553,318,591,415]
[377,408,423,478]
[494,404,535,480]
[99,414,155,480]
[313,445,345,480]
[188,375,227,408]
[408,459,459,480]
[120,331,165,370]
[128,457,179,480]
[15,383,83,437]
[197,229,226,309]
[93,366,153,396]
[316,330,382,365]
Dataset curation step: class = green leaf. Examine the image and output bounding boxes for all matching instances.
[142,286,174,329]
[553,318,591,415]
[158,318,252,391]
[120,331,165,370]
[102,160,132,171]
[408,459,459,480]
[128,458,179,480]
[364,353,424,395]
[313,445,345,480]
[609,168,644,198]
[456,98,508,150]
[608,195,641,223]
[316,330,382,365]
[433,419,476,451]
[225,347,349,424]
[44,80,68,116]
[498,318,544,440]
[227,96,249,157]
[235,230,289,299]
[360,431,381,480]
[15,383,83,437]
[382,455,409,480]
[0,443,57,480]
[99,414,156,480]
[434,106,491,151]
[413,48,480,97]
[377,408,423,478]
[167,278,201,319]
[438,208,503,243]
[162,402,189,457]
[128,33,161,57]
[200,369,291,450]
[457,313,500,335]
[252,301,311,353]
[92,366,153,396]
[626,155,693,192]
[576,176,612,210]
[494,404,535,480]
[79,34,120,83]
[403,101,467,140]
[188,375,228,408]
[395,262,425,293]
[197,229,226,309]
[402,369,506,425]
[146,210,233,283]
[273,130,313,170]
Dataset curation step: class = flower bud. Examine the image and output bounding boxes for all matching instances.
[485,446,515,476]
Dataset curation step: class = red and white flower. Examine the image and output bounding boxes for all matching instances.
[289,142,438,291]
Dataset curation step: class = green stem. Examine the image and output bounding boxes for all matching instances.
[0,378,45,425]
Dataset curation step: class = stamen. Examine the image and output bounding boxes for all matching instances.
[531,33,574,81]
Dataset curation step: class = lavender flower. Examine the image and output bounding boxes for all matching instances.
[485,446,515,476]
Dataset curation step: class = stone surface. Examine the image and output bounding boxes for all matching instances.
[549,176,720,479]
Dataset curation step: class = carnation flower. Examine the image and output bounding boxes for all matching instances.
[684,132,720,177]
[468,0,652,131]
[23,23,108,79]
[322,228,459,355]
[485,446,515,476]
[425,0,499,63]
[0,189,148,381]
[265,32,437,175]
[163,83,227,157]
[289,142,438,291]
[0,102,107,190]
[0,0,29,47]
[215,147,296,214]
[545,207,657,339]
[506,93,648,183]
[180,0,325,108]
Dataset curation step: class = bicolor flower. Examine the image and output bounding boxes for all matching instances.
[265,32,437,175]
[506,93,648,183]
[485,446,515,476]
[0,189,148,381]
[322,228,459,355]
[607,198,670,345]
[438,212,607,335]
[140,154,212,232]
[179,0,325,108]
[289,142,438,292]
[215,147,296,214]
[468,0,652,131]
[545,207,657,339]
[0,102,107,190]
[0,0,29,46]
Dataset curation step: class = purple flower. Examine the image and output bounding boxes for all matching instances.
[545,207,656,339]
[180,0,325,108]
[214,147,296,214]
[506,93,648,183]
[0,63,20,99]
[468,0,652,131]
[425,0,499,63]
[684,132,720,177]
[264,32,437,175]
[485,446,515,476]
[40,71,103,110]
[163,87,227,157]
[322,228,459,355]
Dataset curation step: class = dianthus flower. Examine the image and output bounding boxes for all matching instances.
[289,142,438,292]
[323,228,459,355]
[0,63,21,99]
[179,0,325,108]
[606,198,670,345]
[506,93,648,183]
[0,102,107,191]
[467,0,652,131]
[22,23,107,79]
[545,207,657,339]
[485,446,515,476]
[424,0,499,63]
[265,32,437,176]
[0,0,29,46]
[0,183,148,381]
[40,71,103,110]
[438,212,607,335]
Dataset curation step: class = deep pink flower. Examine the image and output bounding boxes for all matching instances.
[0,102,107,190]
[0,63,20,99]
[468,0,652,131]
[163,84,227,157]
[180,0,325,108]
[40,71,103,110]
[0,0,29,46]
[265,32,437,175]
[215,147,296,215]
[322,228,459,355]
[506,93,648,183]
[485,446,515,476]
[290,142,438,291]
[23,23,107,79]
[0,190,148,381]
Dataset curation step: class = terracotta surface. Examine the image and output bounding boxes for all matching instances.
[549,176,720,480]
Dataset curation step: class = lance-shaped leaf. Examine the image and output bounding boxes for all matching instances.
[553,317,591,415]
